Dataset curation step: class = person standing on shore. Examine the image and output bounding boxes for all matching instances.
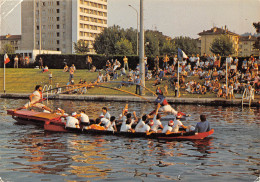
[123,56,129,71]
[69,66,74,82]
[14,55,19,68]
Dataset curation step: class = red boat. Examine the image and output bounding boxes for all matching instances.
[7,109,214,140]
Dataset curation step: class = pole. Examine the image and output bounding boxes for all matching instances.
[4,60,6,93]
[139,0,145,95]
[177,58,180,97]
[226,57,228,99]
[39,0,41,54]
[128,5,138,56]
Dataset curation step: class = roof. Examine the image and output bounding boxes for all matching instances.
[198,27,239,36]
[239,35,257,41]
[0,34,21,40]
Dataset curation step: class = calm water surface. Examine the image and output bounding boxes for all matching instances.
[0,98,259,182]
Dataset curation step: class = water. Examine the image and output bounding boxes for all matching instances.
[0,98,259,182]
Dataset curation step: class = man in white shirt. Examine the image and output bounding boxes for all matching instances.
[140,120,154,134]
[80,110,89,125]
[100,107,110,120]
[135,114,147,132]
[151,104,164,132]
[17,85,52,112]
[162,120,174,134]
[120,112,138,132]
[66,112,80,129]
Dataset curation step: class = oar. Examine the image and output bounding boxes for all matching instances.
[107,81,157,96]
[95,85,152,102]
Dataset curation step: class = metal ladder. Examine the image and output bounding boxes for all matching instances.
[43,85,53,103]
[242,87,254,107]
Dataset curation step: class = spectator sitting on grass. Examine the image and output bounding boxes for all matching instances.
[63,64,69,72]
[97,71,103,83]
[120,67,126,76]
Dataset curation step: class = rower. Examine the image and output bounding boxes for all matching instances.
[66,112,80,129]
[17,85,52,112]
[140,120,154,135]
[135,114,148,132]
[154,92,190,118]
[120,112,137,132]
[172,113,191,133]
[162,120,174,134]
[151,104,164,133]
[194,115,211,134]
[79,110,90,125]
[105,116,117,132]
[100,107,110,120]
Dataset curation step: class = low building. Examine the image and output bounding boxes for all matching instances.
[198,26,240,56]
[239,35,259,57]
[0,34,21,52]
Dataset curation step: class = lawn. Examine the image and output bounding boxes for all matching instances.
[0,68,225,98]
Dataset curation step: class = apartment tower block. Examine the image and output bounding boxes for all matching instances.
[21,0,108,54]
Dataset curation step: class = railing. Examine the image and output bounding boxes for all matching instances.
[43,85,53,103]
[242,87,254,107]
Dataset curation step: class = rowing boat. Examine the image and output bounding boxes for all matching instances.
[7,109,214,140]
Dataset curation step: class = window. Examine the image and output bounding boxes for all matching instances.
[57,17,60,21]
[57,40,60,44]
[57,48,60,51]
[37,25,39,30]
[57,32,60,37]
[57,24,60,29]
[57,1,60,5]
[56,9,60,13]
[29,53,32,58]
[42,2,45,6]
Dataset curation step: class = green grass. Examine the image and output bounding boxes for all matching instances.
[0,68,249,99]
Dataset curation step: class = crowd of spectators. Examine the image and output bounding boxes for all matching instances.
[152,53,259,98]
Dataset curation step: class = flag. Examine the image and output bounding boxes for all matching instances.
[177,48,188,59]
[4,53,10,64]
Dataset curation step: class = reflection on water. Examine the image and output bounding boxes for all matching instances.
[0,98,259,182]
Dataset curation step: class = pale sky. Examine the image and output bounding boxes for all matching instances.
[1,0,260,38]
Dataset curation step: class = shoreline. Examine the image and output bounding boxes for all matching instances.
[0,93,259,107]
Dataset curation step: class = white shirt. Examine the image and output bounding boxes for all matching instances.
[135,119,145,132]
[80,113,89,124]
[140,124,150,133]
[101,118,110,127]
[100,112,110,120]
[172,119,183,132]
[31,90,42,104]
[66,116,79,128]
[151,115,162,132]
[107,121,116,131]
[120,123,132,132]
[162,125,173,133]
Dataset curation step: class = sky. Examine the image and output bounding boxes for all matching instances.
[1,0,260,38]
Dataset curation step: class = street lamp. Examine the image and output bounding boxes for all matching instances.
[128,4,138,56]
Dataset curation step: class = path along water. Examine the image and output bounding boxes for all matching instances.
[0,98,259,182]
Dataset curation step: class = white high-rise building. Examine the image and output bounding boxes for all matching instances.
[21,0,108,54]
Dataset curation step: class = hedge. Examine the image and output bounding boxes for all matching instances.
[0,53,257,71]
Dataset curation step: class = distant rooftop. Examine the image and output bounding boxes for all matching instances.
[198,26,239,36]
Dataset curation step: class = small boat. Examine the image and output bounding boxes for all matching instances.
[7,109,214,140]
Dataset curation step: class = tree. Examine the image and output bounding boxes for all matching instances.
[73,40,89,54]
[94,25,125,55]
[253,22,260,50]
[174,36,200,56]
[1,43,14,54]
[210,35,234,56]
[160,40,176,55]
[114,38,134,55]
